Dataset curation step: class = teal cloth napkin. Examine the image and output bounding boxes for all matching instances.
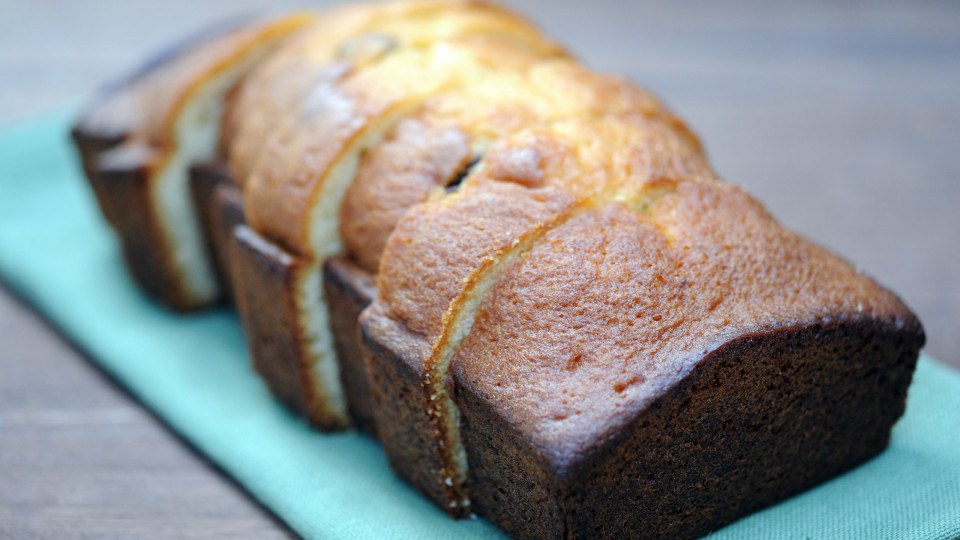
[1,109,958,540]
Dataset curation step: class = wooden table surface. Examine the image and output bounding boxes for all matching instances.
[1,0,958,537]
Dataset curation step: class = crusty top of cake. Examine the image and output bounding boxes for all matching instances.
[340,58,696,273]
[220,4,377,183]
[76,13,313,151]
[228,1,564,257]
[369,114,712,363]
[130,14,314,151]
[449,180,920,471]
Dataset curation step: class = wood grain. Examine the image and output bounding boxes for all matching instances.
[0,287,295,539]
[0,0,957,537]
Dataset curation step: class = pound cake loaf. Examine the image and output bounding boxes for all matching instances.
[72,2,925,538]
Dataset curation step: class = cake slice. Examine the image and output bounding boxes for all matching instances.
[73,13,314,309]
[451,181,922,538]
[73,17,253,233]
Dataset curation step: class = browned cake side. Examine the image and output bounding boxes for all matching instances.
[211,184,247,301]
[229,225,349,429]
[203,198,378,433]
[323,258,379,435]
[198,163,380,431]
[189,162,244,301]
[196,175,380,433]
[458,321,920,539]
[72,101,134,229]
[94,143,180,304]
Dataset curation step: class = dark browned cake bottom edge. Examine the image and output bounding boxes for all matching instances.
[457,319,923,540]
[189,161,243,303]
[324,256,379,435]
[229,221,380,433]
[361,313,462,514]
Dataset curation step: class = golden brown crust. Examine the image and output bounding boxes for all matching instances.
[340,118,471,273]
[134,13,315,151]
[220,4,380,182]
[452,182,918,467]
[340,59,699,272]
[224,0,561,181]
[240,5,565,256]
[373,114,712,343]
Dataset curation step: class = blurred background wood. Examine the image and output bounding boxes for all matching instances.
[0,0,957,537]
[0,288,295,539]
